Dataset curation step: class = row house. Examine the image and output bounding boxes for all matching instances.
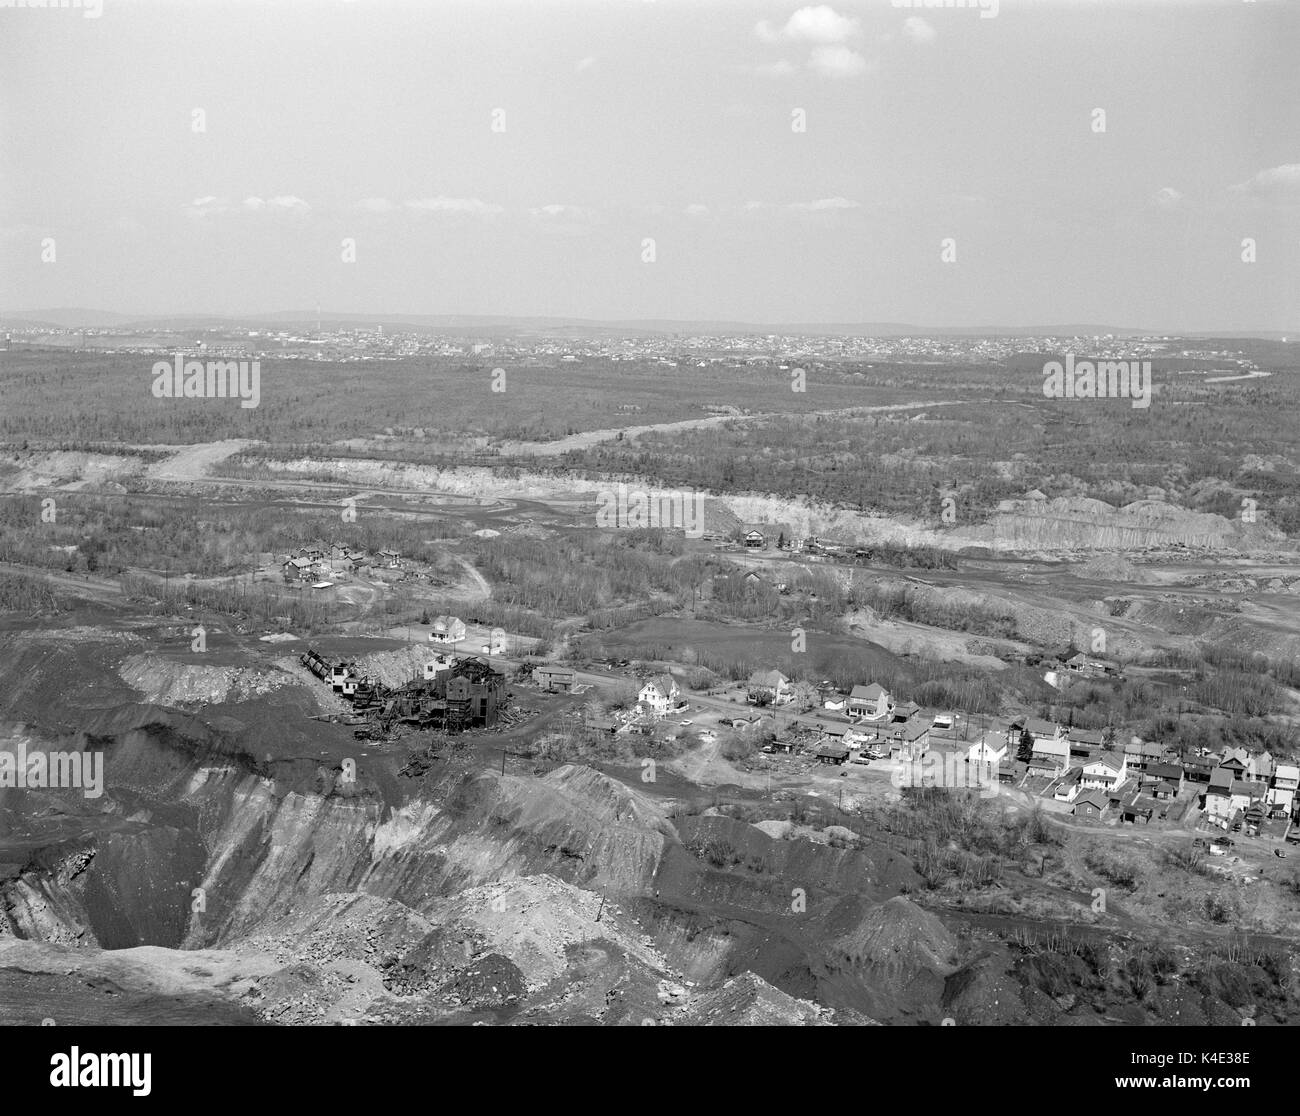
[1268,763,1299,818]
[1141,762,1184,800]
[1008,716,1064,750]
[1205,768,1268,828]
[1068,726,1107,762]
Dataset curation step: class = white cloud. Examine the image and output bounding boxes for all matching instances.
[808,45,868,77]
[575,55,596,72]
[1152,187,1184,209]
[1229,164,1300,200]
[182,196,225,217]
[757,6,859,44]
[684,203,709,217]
[756,59,797,77]
[788,196,861,212]
[902,16,937,44]
[405,196,504,216]
[239,196,310,213]
[358,197,397,213]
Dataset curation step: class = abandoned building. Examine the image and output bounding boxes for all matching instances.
[301,648,508,733]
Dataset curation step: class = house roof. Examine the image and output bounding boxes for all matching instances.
[1086,754,1123,773]
[749,669,789,688]
[1069,727,1106,746]
[1022,717,1061,737]
[643,674,677,698]
[1208,768,1234,791]
[1074,791,1108,811]
[1146,762,1183,781]
[816,743,849,759]
[900,720,929,741]
[850,683,888,701]
[1033,737,1070,757]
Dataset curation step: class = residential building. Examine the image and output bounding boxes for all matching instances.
[1028,735,1071,778]
[1142,762,1184,798]
[638,674,680,716]
[848,683,893,720]
[1073,790,1109,819]
[1268,763,1299,818]
[429,615,467,644]
[815,742,849,766]
[1008,716,1064,751]
[1053,769,1082,802]
[1080,753,1127,791]
[967,733,1007,767]
[747,669,793,706]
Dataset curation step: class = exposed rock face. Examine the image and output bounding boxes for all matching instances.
[972,497,1279,553]
[679,972,838,1026]
[120,654,292,706]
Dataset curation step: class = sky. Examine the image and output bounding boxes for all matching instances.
[1,0,1297,329]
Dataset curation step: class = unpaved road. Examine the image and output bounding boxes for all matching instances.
[142,438,255,481]
[496,398,982,456]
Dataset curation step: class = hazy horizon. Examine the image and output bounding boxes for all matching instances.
[3,0,1298,331]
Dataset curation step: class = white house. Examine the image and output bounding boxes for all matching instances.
[967,734,1007,767]
[1269,764,1299,817]
[747,669,793,706]
[848,683,893,721]
[429,615,467,644]
[1053,770,1082,803]
[1080,753,1127,791]
[424,654,453,681]
[638,675,680,717]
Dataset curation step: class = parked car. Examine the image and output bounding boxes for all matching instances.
[679,719,693,726]
[1276,849,1287,858]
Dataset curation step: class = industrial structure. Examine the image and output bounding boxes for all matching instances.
[300,648,509,737]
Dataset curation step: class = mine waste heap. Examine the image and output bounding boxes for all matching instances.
[301,648,508,736]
